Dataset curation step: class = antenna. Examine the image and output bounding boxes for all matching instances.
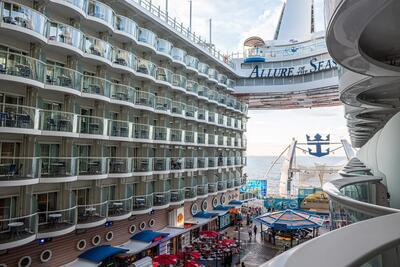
[209,18,212,44]
[165,0,169,18]
[189,0,193,32]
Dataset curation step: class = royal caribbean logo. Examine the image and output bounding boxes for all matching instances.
[306,134,331,157]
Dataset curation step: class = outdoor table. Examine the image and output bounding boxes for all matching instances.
[58,75,72,87]
[113,202,123,206]
[85,207,96,216]
[49,213,62,225]
[8,221,24,239]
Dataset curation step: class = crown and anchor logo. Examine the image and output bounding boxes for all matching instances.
[306,133,331,157]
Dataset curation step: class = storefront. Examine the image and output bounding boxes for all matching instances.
[185,213,218,242]
[158,227,190,255]
[212,205,237,230]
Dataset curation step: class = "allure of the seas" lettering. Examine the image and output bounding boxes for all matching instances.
[249,57,338,78]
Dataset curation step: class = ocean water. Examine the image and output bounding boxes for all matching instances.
[244,155,347,196]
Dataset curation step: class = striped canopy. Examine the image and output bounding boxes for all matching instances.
[256,209,324,230]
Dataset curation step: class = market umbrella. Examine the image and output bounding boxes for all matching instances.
[219,239,236,246]
[200,230,219,238]
[186,260,201,267]
[153,254,178,265]
[176,251,201,260]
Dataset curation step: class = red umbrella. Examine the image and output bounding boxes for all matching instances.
[219,239,235,246]
[186,260,201,267]
[200,230,219,238]
[153,254,178,265]
[176,251,201,260]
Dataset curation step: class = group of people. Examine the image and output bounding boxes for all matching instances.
[247,224,258,241]
[170,158,183,170]
[244,206,262,226]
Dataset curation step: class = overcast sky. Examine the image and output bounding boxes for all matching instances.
[152,0,349,155]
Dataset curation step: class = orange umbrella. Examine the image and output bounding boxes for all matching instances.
[153,254,178,265]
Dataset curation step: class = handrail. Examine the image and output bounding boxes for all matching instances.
[261,212,400,267]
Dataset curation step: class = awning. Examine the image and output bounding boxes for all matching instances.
[193,211,218,219]
[214,205,236,211]
[185,217,213,226]
[229,200,243,206]
[158,227,190,239]
[64,259,98,267]
[131,230,169,243]
[119,240,151,254]
[209,209,229,216]
[78,245,128,264]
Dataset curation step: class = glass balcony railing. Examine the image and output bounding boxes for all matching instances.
[37,207,76,234]
[157,39,172,55]
[170,129,183,143]
[227,138,232,147]
[0,157,39,180]
[0,213,37,245]
[153,158,170,172]
[185,131,195,143]
[234,178,241,187]
[108,120,129,138]
[82,75,111,98]
[132,194,152,211]
[170,189,184,203]
[184,158,196,169]
[186,80,199,94]
[1,1,47,36]
[78,157,107,176]
[226,180,233,189]
[110,83,135,103]
[208,157,217,168]
[208,135,216,146]
[108,198,132,217]
[45,64,81,92]
[197,109,206,121]
[227,79,236,89]
[197,185,207,196]
[39,110,74,133]
[217,74,227,85]
[218,181,227,191]
[208,183,217,193]
[171,47,187,63]
[217,136,224,146]
[87,0,114,27]
[77,201,108,225]
[171,101,185,116]
[197,133,205,144]
[185,55,199,70]
[84,36,112,60]
[39,157,76,178]
[197,157,207,168]
[0,50,45,82]
[208,90,217,102]
[185,187,197,199]
[185,105,196,118]
[134,90,155,108]
[0,104,36,130]
[198,62,209,76]
[156,67,172,84]
[218,157,227,167]
[208,112,216,123]
[137,58,156,78]
[115,15,138,40]
[198,86,208,98]
[78,115,105,135]
[108,158,131,174]
[172,74,187,89]
[133,158,153,173]
[48,21,83,50]
[208,68,218,81]
[112,49,137,70]
[155,96,171,113]
[153,126,168,141]
[132,123,150,139]
[138,27,157,48]
[153,191,171,206]
[170,157,184,170]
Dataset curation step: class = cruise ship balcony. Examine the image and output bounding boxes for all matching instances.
[184,187,197,202]
[132,194,153,215]
[218,181,227,192]
[153,191,171,210]
[208,183,218,195]
[107,158,133,178]
[197,185,208,198]
[107,198,132,221]
[77,157,108,180]
[37,207,77,238]
[0,157,39,186]
[38,157,77,183]
[0,213,37,250]
[76,201,108,229]
[170,189,185,204]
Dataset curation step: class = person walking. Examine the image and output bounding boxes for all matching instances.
[241,262,246,267]
[248,228,252,240]
[253,224,258,238]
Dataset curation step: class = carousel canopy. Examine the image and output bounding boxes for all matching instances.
[131,230,169,243]
[78,245,128,264]
[256,209,324,230]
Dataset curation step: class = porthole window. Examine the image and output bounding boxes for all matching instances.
[139,221,146,230]
[105,231,114,241]
[18,256,31,267]
[220,194,226,205]
[148,219,155,228]
[77,239,86,251]
[202,200,208,211]
[92,235,101,246]
[40,250,52,263]
[212,197,218,208]
[191,203,199,215]
[129,224,137,234]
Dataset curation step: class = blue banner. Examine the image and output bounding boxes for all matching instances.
[240,180,267,196]
[264,197,299,210]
